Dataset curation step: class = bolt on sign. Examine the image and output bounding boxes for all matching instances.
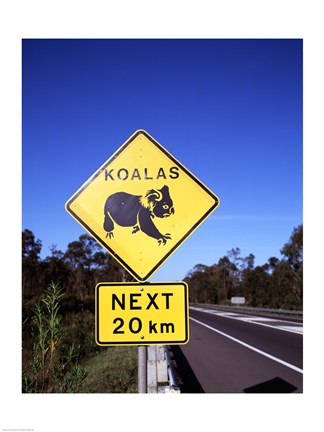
[95,282,189,346]
[65,129,220,281]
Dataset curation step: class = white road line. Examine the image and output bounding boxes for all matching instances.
[278,326,303,335]
[190,307,303,335]
[239,317,275,322]
[190,317,303,374]
[237,318,303,335]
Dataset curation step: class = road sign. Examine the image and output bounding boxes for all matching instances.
[95,282,189,346]
[231,296,246,305]
[65,129,220,281]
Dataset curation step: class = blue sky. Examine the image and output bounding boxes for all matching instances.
[22,39,303,280]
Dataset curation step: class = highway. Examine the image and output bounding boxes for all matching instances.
[170,306,303,393]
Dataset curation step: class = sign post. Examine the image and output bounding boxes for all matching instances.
[65,130,220,392]
[137,346,147,393]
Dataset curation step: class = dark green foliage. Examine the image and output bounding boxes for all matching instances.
[22,282,88,393]
[22,230,130,306]
[186,225,303,310]
[22,231,137,393]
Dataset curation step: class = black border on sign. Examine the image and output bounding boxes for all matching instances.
[95,282,189,346]
[65,130,219,282]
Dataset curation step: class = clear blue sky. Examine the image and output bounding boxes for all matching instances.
[22,39,302,280]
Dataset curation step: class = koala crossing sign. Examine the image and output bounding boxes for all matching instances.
[65,129,220,282]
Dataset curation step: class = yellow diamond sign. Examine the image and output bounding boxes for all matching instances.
[65,130,220,281]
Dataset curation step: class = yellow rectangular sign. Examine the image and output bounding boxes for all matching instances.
[95,282,189,346]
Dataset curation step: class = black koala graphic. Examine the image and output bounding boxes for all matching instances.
[103,185,175,245]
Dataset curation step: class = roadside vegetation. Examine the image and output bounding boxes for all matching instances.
[22,230,137,393]
[185,225,303,310]
[22,224,302,392]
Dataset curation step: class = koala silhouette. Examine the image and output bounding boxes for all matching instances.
[103,185,175,245]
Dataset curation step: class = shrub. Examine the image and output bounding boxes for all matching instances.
[22,281,88,393]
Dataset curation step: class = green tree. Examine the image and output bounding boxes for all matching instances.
[63,233,129,307]
[226,248,242,297]
[22,229,43,297]
[23,228,42,260]
[244,265,270,307]
[217,256,233,301]
[185,264,209,303]
[281,225,303,271]
[63,235,101,302]
[279,225,303,308]
[42,244,70,290]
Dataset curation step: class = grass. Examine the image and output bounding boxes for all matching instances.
[22,282,89,393]
[23,283,138,393]
[77,346,138,393]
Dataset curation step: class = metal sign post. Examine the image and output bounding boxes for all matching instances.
[137,346,147,393]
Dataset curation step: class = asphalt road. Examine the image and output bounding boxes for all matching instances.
[170,307,303,393]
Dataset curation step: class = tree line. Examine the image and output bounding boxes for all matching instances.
[184,225,303,310]
[23,224,302,310]
[22,225,302,392]
[22,229,134,305]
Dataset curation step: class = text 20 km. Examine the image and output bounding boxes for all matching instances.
[112,317,175,334]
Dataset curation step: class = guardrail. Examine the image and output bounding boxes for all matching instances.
[146,346,180,393]
[190,303,303,317]
[164,346,180,392]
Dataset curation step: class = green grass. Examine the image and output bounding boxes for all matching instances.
[23,285,139,393]
[77,346,138,393]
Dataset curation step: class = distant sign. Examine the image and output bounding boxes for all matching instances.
[65,130,220,281]
[231,296,245,305]
[95,282,189,346]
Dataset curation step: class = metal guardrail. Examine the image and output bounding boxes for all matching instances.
[146,346,180,393]
[191,303,303,317]
[164,346,180,392]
